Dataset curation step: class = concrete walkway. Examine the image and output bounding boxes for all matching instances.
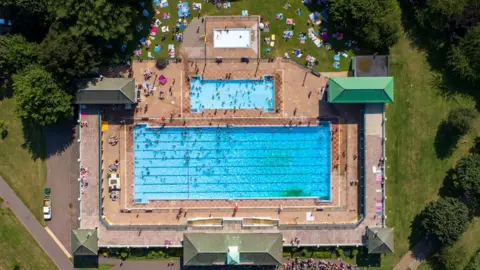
[99,257,181,270]
[0,176,74,270]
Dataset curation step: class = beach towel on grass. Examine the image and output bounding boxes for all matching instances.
[168,44,175,58]
[177,2,190,17]
[193,3,202,10]
[270,41,275,47]
[242,10,249,16]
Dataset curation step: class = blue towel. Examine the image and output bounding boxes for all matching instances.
[333,55,340,61]
[154,46,161,53]
[177,2,190,17]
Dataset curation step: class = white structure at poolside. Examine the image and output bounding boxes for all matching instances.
[213,28,251,48]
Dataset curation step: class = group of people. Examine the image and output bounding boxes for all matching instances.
[284,258,357,270]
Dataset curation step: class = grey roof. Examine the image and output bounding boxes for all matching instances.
[75,78,136,104]
[367,227,394,254]
[183,233,283,266]
[71,229,98,256]
[352,56,389,77]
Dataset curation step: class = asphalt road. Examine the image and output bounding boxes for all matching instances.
[45,122,80,253]
[0,176,74,270]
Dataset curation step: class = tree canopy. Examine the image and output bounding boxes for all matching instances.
[448,24,480,83]
[446,107,478,135]
[12,65,73,126]
[54,0,134,41]
[451,154,480,213]
[418,197,470,247]
[0,0,53,41]
[328,0,402,49]
[0,35,37,78]
[38,26,101,85]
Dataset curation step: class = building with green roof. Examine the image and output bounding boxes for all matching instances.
[183,233,283,266]
[328,77,394,103]
[75,77,137,105]
[367,227,394,254]
[71,229,98,256]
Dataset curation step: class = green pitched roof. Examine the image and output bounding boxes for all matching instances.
[183,233,283,266]
[367,227,394,254]
[75,78,136,104]
[71,229,98,256]
[328,77,394,103]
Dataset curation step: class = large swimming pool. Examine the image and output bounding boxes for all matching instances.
[133,123,331,202]
[190,76,274,112]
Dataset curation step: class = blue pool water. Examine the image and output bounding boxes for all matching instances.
[189,76,274,112]
[133,123,331,202]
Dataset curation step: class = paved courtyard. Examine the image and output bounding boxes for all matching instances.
[77,55,386,247]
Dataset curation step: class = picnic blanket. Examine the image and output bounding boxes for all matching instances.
[193,3,201,10]
[168,44,175,58]
[177,2,190,18]
[161,26,170,32]
[157,0,168,8]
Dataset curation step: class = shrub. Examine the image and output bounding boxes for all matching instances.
[446,108,478,135]
[350,249,359,259]
[335,248,344,258]
[450,154,480,213]
[312,251,332,258]
[418,197,470,248]
[465,250,480,270]
[120,250,129,260]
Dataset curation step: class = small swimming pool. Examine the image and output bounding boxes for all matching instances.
[133,123,331,202]
[213,28,251,48]
[190,76,274,112]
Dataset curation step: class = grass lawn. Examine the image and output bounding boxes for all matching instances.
[131,0,362,71]
[0,197,57,269]
[0,98,47,223]
[386,33,479,266]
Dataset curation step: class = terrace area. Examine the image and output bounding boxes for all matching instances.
[76,52,387,247]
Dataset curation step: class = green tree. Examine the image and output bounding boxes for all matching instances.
[448,24,480,83]
[451,154,480,213]
[12,65,73,126]
[0,35,38,78]
[0,0,53,41]
[38,25,101,84]
[413,0,469,34]
[328,0,402,49]
[54,0,134,41]
[446,107,478,135]
[418,197,470,247]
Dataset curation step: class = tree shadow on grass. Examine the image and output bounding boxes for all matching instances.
[44,119,76,159]
[434,121,461,160]
[20,119,46,160]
